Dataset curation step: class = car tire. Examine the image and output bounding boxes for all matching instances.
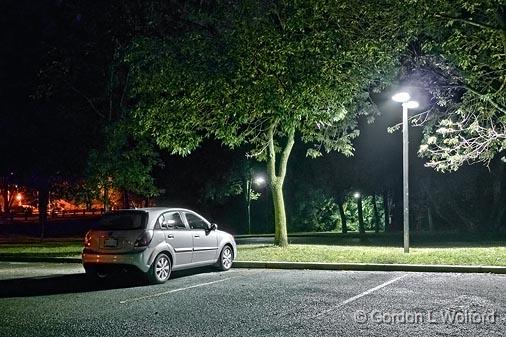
[84,265,109,281]
[216,245,233,271]
[147,253,172,284]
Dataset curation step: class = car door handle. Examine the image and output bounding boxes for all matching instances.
[167,234,174,239]
[194,235,200,238]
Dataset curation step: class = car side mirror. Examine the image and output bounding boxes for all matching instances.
[210,223,218,231]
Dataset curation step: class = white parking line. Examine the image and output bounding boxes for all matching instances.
[119,276,240,304]
[314,273,409,318]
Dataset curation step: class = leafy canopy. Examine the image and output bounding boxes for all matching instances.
[126,0,407,159]
[399,0,505,171]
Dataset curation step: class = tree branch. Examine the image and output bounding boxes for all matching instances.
[267,122,277,184]
[434,13,501,32]
[70,85,106,119]
[277,129,295,181]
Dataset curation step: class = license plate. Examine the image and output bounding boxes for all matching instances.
[104,238,118,248]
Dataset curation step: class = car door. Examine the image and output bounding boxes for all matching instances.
[158,212,193,267]
[183,212,218,264]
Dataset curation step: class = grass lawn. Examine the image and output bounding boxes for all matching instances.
[236,244,506,266]
[1,240,506,266]
[0,242,83,257]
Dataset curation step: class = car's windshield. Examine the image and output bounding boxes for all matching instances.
[96,211,148,230]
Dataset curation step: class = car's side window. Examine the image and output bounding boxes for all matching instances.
[185,213,209,230]
[158,212,186,230]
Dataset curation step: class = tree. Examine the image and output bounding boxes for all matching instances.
[86,120,161,210]
[398,1,505,171]
[127,0,407,246]
[31,1,177,217]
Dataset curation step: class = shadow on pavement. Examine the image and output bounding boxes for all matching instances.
[0,266,221,298]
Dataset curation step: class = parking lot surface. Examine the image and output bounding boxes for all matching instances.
[0,262,505,336]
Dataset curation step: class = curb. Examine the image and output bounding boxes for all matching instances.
[3,257,506,274]
[0,256,81,264]
[232,261,506,274]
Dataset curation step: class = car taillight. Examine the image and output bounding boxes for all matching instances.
[134,231,153,247]
[84,230,92,247]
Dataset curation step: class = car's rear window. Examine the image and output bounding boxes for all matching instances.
[96,211,148,230]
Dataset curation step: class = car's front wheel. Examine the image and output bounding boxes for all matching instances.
[216,245,233,271]
[147,253,172,284]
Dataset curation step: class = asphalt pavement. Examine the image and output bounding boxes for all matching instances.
[0,262,505,336]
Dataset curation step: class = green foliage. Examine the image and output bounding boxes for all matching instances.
[292,189,339,232]
[291,190,384,232]
[399,1,506,171]
[202,161,247,205]
[126,0,409,245]
[342,194,384,232]
[126,0,406,158]
[86,119,161,198]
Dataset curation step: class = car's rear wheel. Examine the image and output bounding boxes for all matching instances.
[147,253,172,284]
[84,265,109,281]
[217,245,233,271]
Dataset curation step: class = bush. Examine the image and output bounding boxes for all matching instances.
[291,189,339,232]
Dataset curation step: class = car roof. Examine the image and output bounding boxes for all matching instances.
[115,207,203,220]
[128,207,195,213]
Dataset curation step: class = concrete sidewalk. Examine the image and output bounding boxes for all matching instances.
[1,255,506,274]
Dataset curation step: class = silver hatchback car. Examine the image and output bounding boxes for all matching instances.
[82,207,237,284]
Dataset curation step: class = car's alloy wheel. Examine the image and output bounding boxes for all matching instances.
[148,253,171,284]
[218,246,233,271]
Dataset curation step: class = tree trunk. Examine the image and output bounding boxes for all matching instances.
[122,189,130,209]
[271,182,287,246]
[1,185,8,214]
[490,160,505,231]
[382,189,390,232]
[267,124,294,248]
[337,199,347,233]
[103,183,110,212]
[372,195,380,233]
[38,180,49,240]
[390,191,402,231]
[427,206,434,232]
[357,195,365,235]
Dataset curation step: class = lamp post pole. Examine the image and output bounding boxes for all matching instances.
[246,175,266,235]
[246,178,252,235]
[392,92,418,254]
[402,103,409,253]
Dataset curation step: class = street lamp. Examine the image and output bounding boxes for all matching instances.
[353,191,365,235]
[246,174,266,234]
[392,91,419,253]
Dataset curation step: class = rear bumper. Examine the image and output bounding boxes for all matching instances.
[82,250,151,273]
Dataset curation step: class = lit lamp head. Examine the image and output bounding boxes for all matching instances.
[392,92,419,110]
[353,192,361,199]
[253,176,266,187]
[392,92,411,103]
[404,100,419,109]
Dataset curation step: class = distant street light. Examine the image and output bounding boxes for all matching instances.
[392,91,419,253]
[253,176,266,186]
[246,174,266,234]
[353,191,365,234]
